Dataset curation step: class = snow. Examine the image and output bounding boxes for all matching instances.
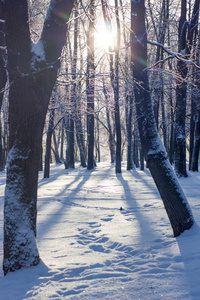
[0,162,200,299]
[31,40,45,68]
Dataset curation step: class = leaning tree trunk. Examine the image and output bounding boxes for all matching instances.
[131,0,193,237]
[3,0,74,275]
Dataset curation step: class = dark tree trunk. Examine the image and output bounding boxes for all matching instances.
[188,1,200,169]
[133,130,140,168]
[95,115,101,163]
[39,146,43,171]
[3,0,74,275]
[64,116,69,168]
[101,0,116,164]
[189,95,196,169]
[87,0,95,170]
[131,0,193,237]
[126,94,134,170]
[140,148,144,171]
[76,117,87,167]
[44,109,55,178]
[0,3,7,171]
[101,0,121,171]
[174,0,189,177]
[103,83,115,163]
[60,120,64,161]
[114,0,121,173]
[168,75,175,165]
[174,79,187,177]
[191,108,200,171]
[66,116,75,169]
[53,131,61,163]
[67,3,79,169]
[73,4,87,168]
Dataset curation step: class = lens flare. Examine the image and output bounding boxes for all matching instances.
[53,9,70,21]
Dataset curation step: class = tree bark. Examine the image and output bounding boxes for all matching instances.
[3,0,74,275]
[86,0,95,170]
[189,94,196,169]
[131,0,193,237]
[133,129,140,168]
[53,130,62,163]
[114,0,121,173]
[174,0,187,177]
[191,107,200,171]
[103,82,115,163]
[0,2,7,171]
[44,109,55,178]
[126,93,134,170]
[76,118,87,167]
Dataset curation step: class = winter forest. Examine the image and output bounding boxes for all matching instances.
[1,0,200,299]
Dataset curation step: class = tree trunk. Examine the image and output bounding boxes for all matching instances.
[95,114,101,163]
[114,0,121,173]
[188,1,200,169]
[103,83,115,163]
[76,117,87,167]
[174,0,188,177]
[189,94,196,169]
[53,130,61,163]
[191,108,200,171]
[0,3,7,171]
[168,69,175,165]
[133,129,140,168]
[60,120,64,161]
[44,109,55,178]
[131,0,193,237]
[64,115,70,169]
[140,148,144,171]
[86,0,95,170]
[126,94,134,170]
[3,0,74,275]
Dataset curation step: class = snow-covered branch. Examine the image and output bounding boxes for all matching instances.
[147,40,200,70]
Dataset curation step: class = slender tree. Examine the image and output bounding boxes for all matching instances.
[44,107,55,178]
[191,106,200,171]
[86,0,95,170]
[0,3,7,171]
[67,4,80,169]
[113,0,122,173]
[188,0,200,169]
[3,0,74,275]
[174,0,188,177]
[103,81,116,163]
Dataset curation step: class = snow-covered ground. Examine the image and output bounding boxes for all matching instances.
[0,162,200,299]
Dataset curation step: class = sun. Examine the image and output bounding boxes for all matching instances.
[95,21,115,52]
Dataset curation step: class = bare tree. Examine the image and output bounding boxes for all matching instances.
[3,0,74,275]
[0,2,7,171]
[131,0,194,237]
[86,0,96,170]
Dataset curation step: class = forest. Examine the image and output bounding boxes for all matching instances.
[0,0,200,283]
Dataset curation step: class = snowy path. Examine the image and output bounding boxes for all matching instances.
[0,162,200,299]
